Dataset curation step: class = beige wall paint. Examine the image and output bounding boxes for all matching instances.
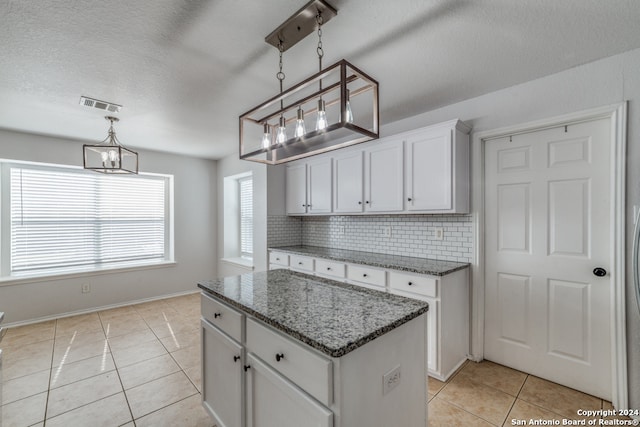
[0,129,217,324]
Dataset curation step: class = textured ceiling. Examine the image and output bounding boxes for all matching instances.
[1,0,640,159]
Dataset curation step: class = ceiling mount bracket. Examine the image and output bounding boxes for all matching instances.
[265,0,337,52]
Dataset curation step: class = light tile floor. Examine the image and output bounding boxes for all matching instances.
[1,293,211,427]
[0,293,631,427]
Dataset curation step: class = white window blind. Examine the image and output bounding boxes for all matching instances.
[8,165,168,275]
[239,176,253,257]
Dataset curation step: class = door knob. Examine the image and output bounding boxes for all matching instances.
[593,267,607,277]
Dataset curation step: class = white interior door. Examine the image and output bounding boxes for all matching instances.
[484,117,612,399]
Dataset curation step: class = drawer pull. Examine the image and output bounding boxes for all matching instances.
[408,281,414,286]
[408,197,412,202]
[276,258,280,261]
[365,201,370,204]
[298,262,303,265]
[244,365,251,372]
[363,273,368,278]
[358,201,362,205]
[327,267,331,271]
[233,355,241,362]
[214,312,222,318]
[275,353,285,362]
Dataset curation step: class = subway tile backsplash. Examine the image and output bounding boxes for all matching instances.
[268,214,473,263]
[267,215,303,247]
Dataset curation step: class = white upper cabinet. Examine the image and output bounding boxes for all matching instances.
[364,139,404,212]
[333,150,364,213]
[286,163,307,214]
[286,158,332,215]
[306,158,332,214]
[404,120,470,213]
[286,119,470,215]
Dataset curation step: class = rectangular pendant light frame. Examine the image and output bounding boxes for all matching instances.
[239,59,379,165]
[83,144,139,174]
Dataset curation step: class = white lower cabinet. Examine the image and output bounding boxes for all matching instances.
[246,353,333,427]
[202,292,428,427]
[389,268,469,380]
[267,250,469,381]
[201,319,243,427]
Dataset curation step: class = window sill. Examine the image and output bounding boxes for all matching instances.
[220,257,255,270]
[0,260,177,287]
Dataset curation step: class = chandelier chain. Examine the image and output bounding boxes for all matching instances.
[277,40,285,111]
[316,11,324,91]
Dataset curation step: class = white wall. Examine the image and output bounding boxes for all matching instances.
[380,48,640,409]
[0,129,217,324]
[216,154,268,277]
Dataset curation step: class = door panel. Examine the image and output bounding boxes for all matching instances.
[497,273,531,347]
[484,117,612,399]
[547,279,589,361]
[497,183,531,253]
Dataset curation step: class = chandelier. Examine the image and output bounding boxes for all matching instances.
[83,116,139,174]
[240,0,379,165]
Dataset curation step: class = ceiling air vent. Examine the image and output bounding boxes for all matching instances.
[79,96,122,113]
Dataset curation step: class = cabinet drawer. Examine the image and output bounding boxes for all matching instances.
[289,255,315,272]
[246,318,333,406]
[315,259,346,279]
[269,251,289,267]
[201,293,243,342]
[347,264,386,289]
[389,271,438,298]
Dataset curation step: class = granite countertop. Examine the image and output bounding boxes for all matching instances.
[198,269,429,358]
[268,245,469,276]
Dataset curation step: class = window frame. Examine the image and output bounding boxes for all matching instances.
[0,159,175,283]
[238,175,253,260]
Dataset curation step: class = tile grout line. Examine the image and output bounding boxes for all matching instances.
[41,319,59,427]
[99,310,137,427]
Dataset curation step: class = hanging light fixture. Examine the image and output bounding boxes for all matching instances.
[239,0,379,165]
[83,116,138,174]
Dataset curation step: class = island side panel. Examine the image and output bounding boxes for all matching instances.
[332,312,428,427]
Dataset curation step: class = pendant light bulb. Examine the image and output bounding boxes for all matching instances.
[294,107,306,138]
[345,89,354,123]
[261,123,271,149]
[276,116,287,144]
[316,99,328,131]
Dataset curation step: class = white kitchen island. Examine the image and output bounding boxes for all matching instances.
[198,269,429,427]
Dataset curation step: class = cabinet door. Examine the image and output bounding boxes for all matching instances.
[307,158,332,214]
[246,353,333,427]
[405,128,452,211]
[286,163,307,214]
[333,150,364,213]
[365,140,404,212]
[202,320,243,427]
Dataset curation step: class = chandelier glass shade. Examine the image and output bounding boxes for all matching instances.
[83,116,138,174]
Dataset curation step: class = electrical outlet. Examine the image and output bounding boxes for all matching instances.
[434,228,444,240]
[337,226,345,235]
[383,365,401,395]
[382,226,391,237]
[81,283,91,293]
